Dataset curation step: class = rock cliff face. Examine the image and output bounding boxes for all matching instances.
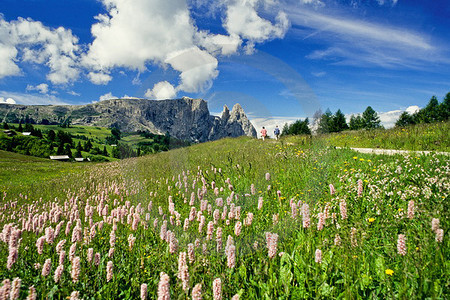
[0,97,257,142]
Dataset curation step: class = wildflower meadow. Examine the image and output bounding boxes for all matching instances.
[0,136,448,299]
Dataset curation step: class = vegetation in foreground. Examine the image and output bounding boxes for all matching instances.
[0,136,448,299]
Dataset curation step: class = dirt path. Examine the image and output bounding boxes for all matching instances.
[335,147,450,156]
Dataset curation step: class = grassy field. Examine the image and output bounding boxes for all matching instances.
[319,121,450,152]
[0,135,448,299]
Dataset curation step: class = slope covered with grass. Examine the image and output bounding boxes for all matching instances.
[0,137,448,299]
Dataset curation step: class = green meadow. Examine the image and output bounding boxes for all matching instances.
[0,124,448,299]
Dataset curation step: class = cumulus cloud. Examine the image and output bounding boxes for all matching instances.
[0,97,16,104]
[223,0,289,44]
[26,83,49,94]
[0,0,290,96]
[145,81,177,100]
[88,72,112,85]
[0,16,80,84]
[99,92,117,101]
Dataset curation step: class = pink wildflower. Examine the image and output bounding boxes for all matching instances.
[192,283,202,300]
[431,218,440,232]
[94,252,100,266]
[265,173,271,181]
[265,232,279,259]
[71,256,80,282]
[315,249,322,263]
[10,277,20,300]
[70,291,79,300]
[140,283,148,300]
[42,258,51,277]
[27,286,36,300]
[340,200,348,220]
[106,261,113,282]
[436,229,444,243]
[227,245,236,268]
[329,184,335,195]
[302,203,310,228]
[334,234,341,246]
[212,278,222,300]
[397,234,406,256]
[357,179,363,196]
[157,272,170,300]
[258,197,263,210]
[187,243,195,263]
[407,200,415,219]
[234,221,242,237]
[317,213,325,231]
[54,264,64,283]
[7,247,18,270]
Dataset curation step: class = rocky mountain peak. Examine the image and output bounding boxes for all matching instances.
[0,98,257,142]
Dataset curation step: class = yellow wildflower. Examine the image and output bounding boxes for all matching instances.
[385,269,394,276]
[368,218,375,223]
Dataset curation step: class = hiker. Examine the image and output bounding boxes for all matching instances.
[260,127,267,141]
[274,125,280,140]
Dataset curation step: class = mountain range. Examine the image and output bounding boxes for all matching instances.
[0,97,257,142]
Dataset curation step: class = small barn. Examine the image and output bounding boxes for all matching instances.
[49,155,70,161]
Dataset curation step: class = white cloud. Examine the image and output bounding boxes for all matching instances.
[312,71,326,77]
[346,105,421,129]
[82,0,289,95]
[26,83,49,94]
[0,97,16,104]
[99,92,117,101]
[0,16,80,84]
[166,47,219,93]
[288,8,440,68]
[88,72,112,85]
[82,0,197,74]
[0,91,68,105]
[223,0,289,44]
[145,81,177,100]
[68,90,81,96]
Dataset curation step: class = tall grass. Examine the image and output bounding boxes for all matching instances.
[0,136,448,299]
[319,121,450,151]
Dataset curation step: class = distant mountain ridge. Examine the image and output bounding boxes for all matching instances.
[0,97,257,142]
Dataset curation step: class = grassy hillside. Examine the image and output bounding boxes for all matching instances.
[1,123,190,161]
[317,121,450,151]
[0,136,448,299]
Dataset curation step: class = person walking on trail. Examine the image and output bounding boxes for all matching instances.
[261,127,267,141]
[274,125,280,140]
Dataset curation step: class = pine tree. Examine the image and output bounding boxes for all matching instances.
[349,115,364,130]
[332,109,348,132]
[281,123,290,136]
[439,92,450,120]
[47,130,56,142]
[395,112,415,127]
[56,141,65,155]
[76,141,83,153]
[362,106,381,129]
[64,144,73,158]
[318,109,333,133]
[421,96,440,123]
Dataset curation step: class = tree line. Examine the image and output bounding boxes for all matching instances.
[281,92,449,136]
[395,93,450,127]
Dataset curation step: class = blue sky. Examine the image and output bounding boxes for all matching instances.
[0,0,449,131]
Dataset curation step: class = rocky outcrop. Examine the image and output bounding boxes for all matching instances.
[0,97,257,142]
